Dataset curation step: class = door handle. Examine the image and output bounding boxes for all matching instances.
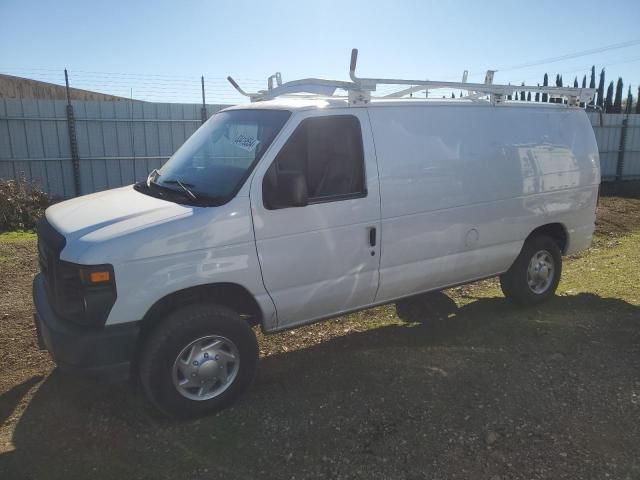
[369,227,377,247]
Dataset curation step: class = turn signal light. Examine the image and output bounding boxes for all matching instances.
[89,271,110,283]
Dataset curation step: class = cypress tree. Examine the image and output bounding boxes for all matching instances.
[451,92,455,98]
[597,69,605,108]
[613,77,623,113]
[527,91,531,101]
[507,83,512,101]
[542,74,549,102]
[625,86,633,114]
[573,77,579,88]
[552,75,563,103]
[520,82,525,101]
[605,81,614,112]
[514,92,519,101]
[554,74,563,87]
[589,66,596,106]
[535,83,540,102]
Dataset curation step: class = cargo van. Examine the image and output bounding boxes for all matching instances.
[33,52,600,417]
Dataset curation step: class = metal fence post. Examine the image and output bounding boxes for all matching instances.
[200,76,208,124]
[64,69,81,196]
[615,116,629,188]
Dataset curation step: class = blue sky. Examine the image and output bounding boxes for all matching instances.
[1,0,639,104]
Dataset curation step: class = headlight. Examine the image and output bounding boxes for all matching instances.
[54,261,117,327]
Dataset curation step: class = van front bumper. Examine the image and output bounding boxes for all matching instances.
[33,273,139,382]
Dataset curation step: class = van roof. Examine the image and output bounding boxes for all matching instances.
[222,95,586,113]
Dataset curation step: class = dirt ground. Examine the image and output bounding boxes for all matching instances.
[0,197,639,480]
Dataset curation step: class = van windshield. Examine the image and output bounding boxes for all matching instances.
[141,109,290,206]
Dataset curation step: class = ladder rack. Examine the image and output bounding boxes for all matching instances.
[227,49,596,107]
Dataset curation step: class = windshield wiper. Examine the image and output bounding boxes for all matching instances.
[147,168,161,187]
[144,170,194,200]
[139,170,213,205]
[162,179,198,201]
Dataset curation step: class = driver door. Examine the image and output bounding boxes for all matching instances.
[250,109,381,329]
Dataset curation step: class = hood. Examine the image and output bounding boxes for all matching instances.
[46,186,193,262]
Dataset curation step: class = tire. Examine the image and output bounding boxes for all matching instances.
[500,235,562,307]
[139,303,258,419]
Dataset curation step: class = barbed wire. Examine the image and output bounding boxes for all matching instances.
[1,49,639,103]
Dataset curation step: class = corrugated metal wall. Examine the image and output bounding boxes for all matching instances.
[585,112,640,180]
[622,114,640,178]
[1,99,638,199]
[0,98,229,198]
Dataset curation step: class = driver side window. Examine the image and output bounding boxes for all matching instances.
[263,115,366,207]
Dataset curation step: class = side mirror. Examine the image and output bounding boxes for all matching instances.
[265,170,308,209]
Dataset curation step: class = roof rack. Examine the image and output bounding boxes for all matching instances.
[227,49,596,107]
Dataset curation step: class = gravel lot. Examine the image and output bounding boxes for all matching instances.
[1,196,639,480]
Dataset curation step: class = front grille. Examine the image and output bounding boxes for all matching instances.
[37,217,67,312]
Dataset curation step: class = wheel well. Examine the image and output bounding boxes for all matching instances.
[139,283,263,338]
[527,223,568,254]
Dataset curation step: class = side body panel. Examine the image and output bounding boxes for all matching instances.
[250,108,382,329]
[369,104,599,302]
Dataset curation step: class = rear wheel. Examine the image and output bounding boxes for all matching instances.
[500,235,562,306]
[139,303,258,418]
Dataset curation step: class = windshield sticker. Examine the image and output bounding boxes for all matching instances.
[232,134,260,152]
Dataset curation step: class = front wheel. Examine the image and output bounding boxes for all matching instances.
[500,235,562,306]
[139,303,258,418]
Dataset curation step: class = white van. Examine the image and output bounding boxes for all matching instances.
[33,61,600,417]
